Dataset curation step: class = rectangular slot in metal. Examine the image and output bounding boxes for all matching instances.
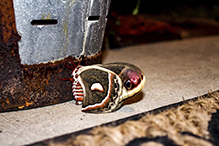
[88,16,100,21]
[31,19,58,25]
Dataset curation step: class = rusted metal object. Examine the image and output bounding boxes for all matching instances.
[0,0,106,112]
[0,0,18,43]
[0,41,101,112]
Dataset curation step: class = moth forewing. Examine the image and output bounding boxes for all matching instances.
[120,72,146,102]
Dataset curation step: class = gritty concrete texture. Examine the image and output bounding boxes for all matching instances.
[1,35,219,146]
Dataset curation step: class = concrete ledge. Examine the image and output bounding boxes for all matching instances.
[1,35,219,145]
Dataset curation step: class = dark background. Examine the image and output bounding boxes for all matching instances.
[104,0,219,49]
[110,1,219,17]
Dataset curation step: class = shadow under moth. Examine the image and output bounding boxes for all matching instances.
[60,61,146,113]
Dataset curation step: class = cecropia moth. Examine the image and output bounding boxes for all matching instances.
[61,62,146,113]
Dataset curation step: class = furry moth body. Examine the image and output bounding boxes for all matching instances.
[69,62,145,113]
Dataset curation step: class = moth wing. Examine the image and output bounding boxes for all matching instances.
[100,62,145,98]
[78,67,122,113]
[99,63,127,75]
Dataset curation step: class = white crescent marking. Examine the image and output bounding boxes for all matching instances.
[90,83,104,92]
[81,73,112,111]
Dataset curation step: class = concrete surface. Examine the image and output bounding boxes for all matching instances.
[1,35,219,146]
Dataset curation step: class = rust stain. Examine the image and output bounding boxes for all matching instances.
[2,98,10,108]
[0,0,19,43]
[18,105,25,109]
[5,98,10,104]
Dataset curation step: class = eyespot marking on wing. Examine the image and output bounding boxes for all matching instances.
[90,82,104,92]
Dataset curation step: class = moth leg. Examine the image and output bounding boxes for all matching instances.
[70,58,77,68]
[70,58,82,68]
[63,63,75,70]
[58,77,74,82]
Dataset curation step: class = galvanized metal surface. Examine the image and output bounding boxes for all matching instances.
[13,0,110,65]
